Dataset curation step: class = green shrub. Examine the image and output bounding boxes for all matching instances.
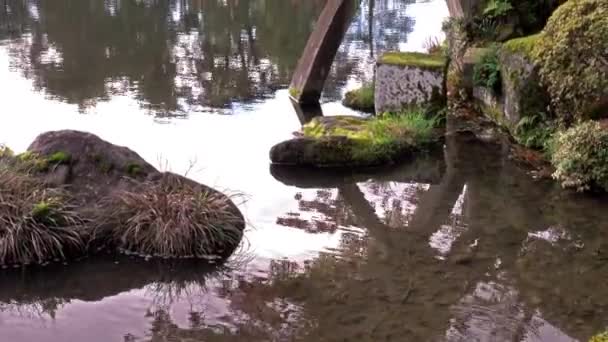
[483,0,514,19]
[534,0,608,123]
[551,121,608,192]
[473,46,502,94]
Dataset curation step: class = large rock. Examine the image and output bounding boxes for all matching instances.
[28,130,156,206]
[375,52,446,114]
[24,130,244,259]
[500,36,550,129]
[270,115,440,168]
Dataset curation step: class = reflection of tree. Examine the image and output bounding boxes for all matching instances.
[4,0,418,114]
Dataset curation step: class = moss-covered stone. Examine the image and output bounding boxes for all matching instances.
[533,0,608,123]
[342,84,375,113]
[499,37,551,136]
[270,111,441,167]
[379,52,446,70]
[502,33,541,58]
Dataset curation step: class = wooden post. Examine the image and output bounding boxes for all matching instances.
[289,0,356,104]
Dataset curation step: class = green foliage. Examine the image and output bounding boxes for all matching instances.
[473,46,502,93]
[551,121,608,192]
[342,84,375,113]
[514,112,556,151]
[533,0,608,123]
[483,0,514,18]
[379,52,446,70]
[590,331,608,342]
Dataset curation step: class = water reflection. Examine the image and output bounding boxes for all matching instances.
[0,133,605,341]
[0,0,418,115]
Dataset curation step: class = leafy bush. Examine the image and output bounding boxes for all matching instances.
[0,167,87,265]
[473,46,502,93]
[534,0,608,123]
[551,121,608,192]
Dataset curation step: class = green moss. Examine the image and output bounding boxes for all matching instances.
[342,84,375,113]
[302,109,440,165]
[502,33,542,58]
[32,201,54,220]
[48,151,71,165]
[379,52,445,70]
[126,162,144,177]
[289,87,301,99]
[590,331,608,342]
[533,0,608,123]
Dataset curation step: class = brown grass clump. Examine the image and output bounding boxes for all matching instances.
[0,167,87,266]
[103,174,244,259]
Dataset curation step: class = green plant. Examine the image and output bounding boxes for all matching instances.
[551,121,608,192]
[342,84,375,113]
[483,0,514,18]
[101,174,244,258]
[514,112,556,151]
[0,167,87,265]
[533,0,608,123]
[473,46,502,94]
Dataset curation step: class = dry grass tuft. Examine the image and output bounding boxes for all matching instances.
[103,174,244,259]
[0,167,87,266]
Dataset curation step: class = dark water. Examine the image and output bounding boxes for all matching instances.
[0,0,606,341]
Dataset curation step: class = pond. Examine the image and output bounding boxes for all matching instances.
[0,0,607,341]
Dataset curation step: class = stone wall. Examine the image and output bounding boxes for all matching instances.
[374,52,446,113]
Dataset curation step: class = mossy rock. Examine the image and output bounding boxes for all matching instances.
[342,85,374,113]
[270,112,440,168]
[379,52,446,71]
[533,0,608,123]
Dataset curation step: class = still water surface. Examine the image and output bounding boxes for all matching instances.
[0,1,607,341]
